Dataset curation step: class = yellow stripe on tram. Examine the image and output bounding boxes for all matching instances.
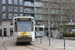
[22,31,27,36]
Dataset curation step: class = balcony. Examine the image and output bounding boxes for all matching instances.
[24,9,34,13]
[35,15,48,20]
[24,2,34,7]
[36,11,43,14]
[35,2,43,7]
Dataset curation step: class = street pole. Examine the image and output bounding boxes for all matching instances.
[64,38,65,49]
[48,0,50,46]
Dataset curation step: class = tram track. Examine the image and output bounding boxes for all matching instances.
[3,41,8,50]
[25,46,34,50]
[2,40,47,50]
[24,44,47,50]
[32,45,47,50]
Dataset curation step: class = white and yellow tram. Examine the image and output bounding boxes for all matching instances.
[13,16,35,43]
[35,25,45,38]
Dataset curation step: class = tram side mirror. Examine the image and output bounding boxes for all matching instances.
[15,19,17,22]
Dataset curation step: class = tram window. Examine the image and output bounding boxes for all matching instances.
[17,21,32,32]
[32,22,33,31]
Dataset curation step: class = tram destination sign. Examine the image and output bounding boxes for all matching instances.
[17,18,31,21]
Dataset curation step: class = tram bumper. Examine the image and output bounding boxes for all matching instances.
[17,38,32,42]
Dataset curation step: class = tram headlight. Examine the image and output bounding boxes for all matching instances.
[18,36,21,38]
[28,35,31,37]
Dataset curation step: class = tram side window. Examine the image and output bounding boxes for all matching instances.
[31,22,33,31]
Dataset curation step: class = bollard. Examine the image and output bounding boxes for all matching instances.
[2,36,3,40]
[64,38,65,49]
[40,37,42,44]
[49,36,50,46]
[8,36,9,39]
[36,38,37,42]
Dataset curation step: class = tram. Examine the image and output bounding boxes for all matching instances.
[13,16,35,43]
[35,25,45,38]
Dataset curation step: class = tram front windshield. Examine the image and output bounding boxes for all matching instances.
[17,21,32,32]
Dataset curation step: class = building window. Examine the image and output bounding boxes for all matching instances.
[4,28,7,30]
[10,28,13,36]
[2,13,6,19]
[8,6,13,12]
[19,0,23,5]
[19,7,23,12]
[2,0,6,4]
[72,28,75,32]
[8,13,13,19]
[2,6,6,11]
[14,6,18,12]
[8,0,12,4]
[14,0,18,5]
[14,14,17,17]
[19,14,23,16]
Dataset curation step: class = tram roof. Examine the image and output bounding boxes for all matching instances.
[13,16,34,19]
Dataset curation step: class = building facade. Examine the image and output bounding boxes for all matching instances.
[0,0,75,36]
[0,0,48,36]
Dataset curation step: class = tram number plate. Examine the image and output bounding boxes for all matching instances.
[23,36,27,37]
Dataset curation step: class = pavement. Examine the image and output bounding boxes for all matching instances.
[0,36,75,50]
[35,36,75,50]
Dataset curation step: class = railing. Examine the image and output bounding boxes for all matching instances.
[24,2,34,7]
[24,9,34,13]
